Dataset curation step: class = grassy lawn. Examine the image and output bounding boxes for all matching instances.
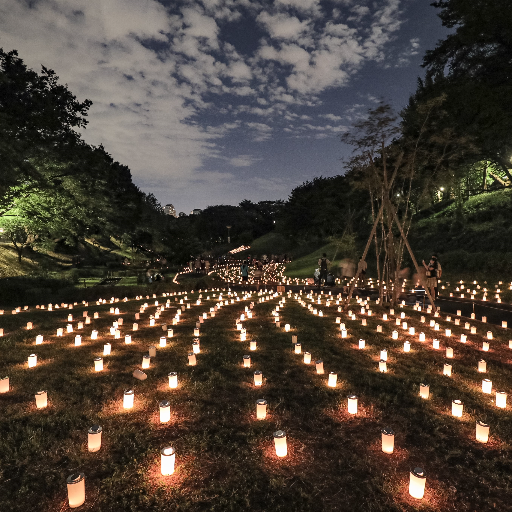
[0,286,511,511]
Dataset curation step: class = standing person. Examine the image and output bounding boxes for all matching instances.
[422,256,439,302]
[240,260,249,287]
[432,254,441,298]
[318,253,330,287]
[356,258,367,288]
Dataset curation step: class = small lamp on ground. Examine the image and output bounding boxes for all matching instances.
[168,372,178,389]
[381,428,394,454]
[347,394,358,414]
[273,430,287,457]
[256,399,267,419]
[67,473,85,508]
[452,399,463,417]
[0,376,8,393]
[446,347,453,358]
[123,389,134,409]
[94,357,103,372]
[161,446,176,475]
[303,352,311,364]
[379,360,387,372]
[482,379,492,394]
[419,383,429,399]
[250,340,257,351]
[476,420,489,443]
[35,390,47,408]
[328,372,337,387]
[88,425,102,452]
[159,400,171,423]
[409,468,426,500]
[28,354,37,368]
[496,391,507,408]
[243,355,251,368]
[254,370,262,386]
[188,353,196,366]
[443,363,452,376]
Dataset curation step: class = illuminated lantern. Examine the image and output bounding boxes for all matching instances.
[379,360,387,372]
[460,334,467,343]
[359,339,365,349]
[419,332,425,342]
[347,394,358,414]
[452,399,463,417]
[273,430,287,457]
[250,341,257,351]
[392,331,398,340]
[328,372,337,387]
[376,325,382,333]
[380,349,387,361]
[292,335,298,344]
[445,329,451,337]
[194,328,200,337]
[341,329,347,338]
[161,446,176,475]
[487,331,493,340]
[150,319,155,327]
[443,363,452,376]
[404,341,410,352]
[409,468,426,499]
[383,313,388,321]
[140,355,150,369]
[159,337,166,348]
[482,316,487,323]
[482,341,490,351]
[482,379,492,394]
[77,322,84,330]
[303,352,311,364]
[168,372,178,388]
[114,330,121,339]
[133,323,138,331]
[0,376,9,393]
[149,346,157,357]
[396,318,401,326]
[88,425,102,452]
[471,326,477,334]
[315,360,324,374]
[28,354,37,368]
[295,343,302,354]
[94,312,99,319]
[496,391,507,408]
[381,428,394,454]
[446,347,453,358]
[457,310,461,316]
[67,473,85,508]
[409,327,415,335]
[94,357,103,372]
[402,321,407,330]
[285,324,290,332]
[254,370,263,386]
[160,400,171,423]
[68,314,73,322]
[67,324,73,333]
[478,360,486,372]
[430,320,435,328]
[476,420,489,443]
[75,335,82,346]
[167,329,173,338]
[503,321,508,329]
[432,339,439,350]
[256,399,267,419]
[361,318,367,326]
[419,383,429,399]
[36,334,43,345]
[123,389,134,409]
[35,390,47,408]
[103,343,111,356]
[188,353,196,366]
[192,342,200,354]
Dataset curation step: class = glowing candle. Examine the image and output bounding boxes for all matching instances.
[359,338,365,349]
[133,323,138,331]
[256,398,267,419]
[285,324,290,332]
[88,425,102,452]
[392,331,398,340]
[35,390,47,408]
[476,420,489,443]
[409,468,426,499]
[67,473,85,508]
[432,339,439,349]
[67,324,73,333]
[404,341,410,352]
[381,428,394,454]
[254,370,263,386]
[315,360,324,374]
[328,372,337,387]
[295,343,302,354]
[445,329,451,337]
[303,352,311,364]
[161,446,175,475]
[94,357,103,372]
[0,376,9,393]
[409,327,415,335]
[478,359,486,372]
[273,430,287,457]
[452,399,463,417]
[376,325,382,333]
[402,321,407,330]
[380,349,387,361]
[292,335,298,344]
[341,329,347,338]
[460,334,466,343]
[443,363,452,376]
[74,335,82,346]
[160,337,167,348]
[419,383,429,399]
[481,378,492,394]
[379,360,387,372]
[496,391,507,408]
[396,318,401,326]
[482,341,490,351]
[446,347,453,358]
[471,326,477,334]
[347,394,358,414]
[159,400,171,423]
[28,354,37,368]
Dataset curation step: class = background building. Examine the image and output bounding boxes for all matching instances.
[163,204,177,217]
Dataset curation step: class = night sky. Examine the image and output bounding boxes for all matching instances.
[0,0,448,214]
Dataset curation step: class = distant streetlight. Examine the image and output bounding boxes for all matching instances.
[226,225,232,244]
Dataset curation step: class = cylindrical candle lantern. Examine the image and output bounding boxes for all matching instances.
[148,346,156,357]
[123,389,134,409]
[476,420,489,443]
[503,321,508,329]
[409,327,415,335]
[273,430,287,457]
[67,324,73,333]
[168,372,178,388]
[419,383,429,399]
[160,337,167,348]
[392,331,398,340]
[315,360,324,374]
[94,312,99,319]
[161,446,176,475]
[404,341,410,352]
[445,329,451,337]
[380,349,387,361]
[0,376,9,393]
[243,355,251,368]
[376,325,382,333]
[433,339,439,349]
[341,329,347,338]
[409,468,426,499]
[194,328,199,336]
[446,347,453,358]
[292,335,298,344]
[254,370,263,386]
[57,328,63,336]
[303,352,311,364]
[133,323,138,331]
[383,313,388,321]
[487,331,492,340]
[142,355,151,369]
[35,390,47,408]
[167,329,173,338]
[478,359,486,372]
[188,352,196,366]
[285,324,290,332]
[419,332,425,342]
[192,342,200,354]
[443,363,452,376]
[347,394,358,414]
[74,335,82,346]
[160,400,171,423]
[94,357,103,372]
[88,425,102,452]
[496,391,507,408]
[396,318,401,326]
[359,338,365,349]
[379,360,387,372]
[256,398,267,419]
[36,334,43,344]
[328,372,337,387]
[67,473,85,508]
[482,379,492,394]
[250,341,257,351]
[452,399,463,417]
[28,354,37,368]
[482,341,490,351]
[402,321,407,330]
[381,428,394,454]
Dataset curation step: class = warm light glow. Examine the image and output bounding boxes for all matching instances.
[168,372,178,388]
[409,468,426,499]
[380,349,387,361]
[123,389,134,409]
[161,446,176,475]
[160,337,167,348]
[303,352,311,364]
[160,400,171,423]
[28,354,37,368]
[94,357,103,372]
[294,343,302,354]
[443,363,452,376]
[392,331,398,340]
[250,341,257,351]
[419,332,425,342]
[67,473,85,508]
[142,355,151,369]
[328,372,337,387]
[478,359,486,372]
[35,390,47,408]
[482,341,490,351]
[188,352,196,366]
[404,341,410,352]
[256,399,267,419]
[273,430,287,457]
[496,391,507,408]
[359,338,365,349]
[419,383,429,399]
[476,420,489,443]
[347,394,358,414]
[0,376,9,393]
[285,324,290,332]
[433,339,439,349]
[74,335,82,346]
[193,342,200,354]
[452,399,463,417]
[446,347,453,358]
[379,360,387,372]
[315,360,324,374]
[243,355,251,368]
[460,334,467,343]
[381,428,394,454]
[254,370,262,386]
[88,425,102,452]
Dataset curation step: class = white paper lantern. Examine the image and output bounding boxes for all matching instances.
[328,372,337,387]
[273,430,287,457]
[159,400,171,423]
[446,347,453,358]
[123,389,134,409]
[315,360,324,374]
[419,383,429,399]
[409,468,426,499]
[381,428,394,454]
[256,399,267,420]
[496,391,507,408]
[476,420,489,443]
[347,394,358,414]
[94,357,103,372]
[35,390,47,408]
[161,446,176,475]
[254,370,263,386]
[404,341,411,352]
[443,363,452,376]
[67,473,85,508]
[28,354,37,368]
[0,376,9,393]
[452,399,463,417]
[303,352,311,364]
[88,425,102,452]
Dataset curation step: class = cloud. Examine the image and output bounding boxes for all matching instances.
[228,155,262,167]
